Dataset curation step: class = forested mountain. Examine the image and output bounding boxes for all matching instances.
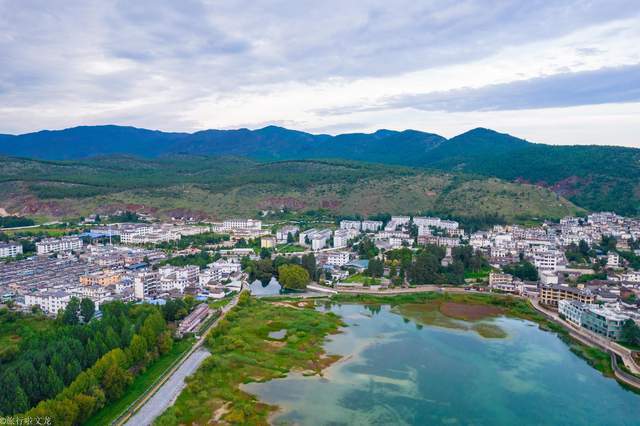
[0,156,580,222]
[0,125,638,214]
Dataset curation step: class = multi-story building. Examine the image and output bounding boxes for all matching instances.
[607,252,620,268]
[276,225,299,243]
[133,271,159,300]
[0,242,23,258]
[581,305,630,341]
[71,285,112,308]
[533,251,559,271]
[221,219,262,232]
[333,229,350,249]
[24,291,71,315]
[261,236,276,249]
[340,220,361,230]
[80,270,122,286]
[158,265,199,293]
[325,251,351,267]
[489,272,516,292]
[36,236,83,255]
[558,299,588,325]
[539,284,596,307]
[361,220,383,232]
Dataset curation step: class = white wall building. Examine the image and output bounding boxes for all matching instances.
[133,271,159,300]
[0,243,22,258]
[361,220,383,232]
[36,236,83,255]
[340,220,361,230]
[24,291,71,315]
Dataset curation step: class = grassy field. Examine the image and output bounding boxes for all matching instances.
[154,295,343,425]
[85,337,195,426]
[275,244,306,253]
[342,272,381,285]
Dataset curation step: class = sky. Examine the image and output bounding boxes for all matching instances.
[1,0,639,146]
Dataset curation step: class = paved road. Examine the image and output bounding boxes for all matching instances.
[124,348,212,426]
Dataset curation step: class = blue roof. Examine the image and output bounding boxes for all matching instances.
[345,259,369,268]
[126,262,148,270]
[78,231,112,239]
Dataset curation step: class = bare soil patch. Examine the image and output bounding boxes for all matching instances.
[440,302,503,321]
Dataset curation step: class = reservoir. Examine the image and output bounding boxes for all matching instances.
[244,303,640,426]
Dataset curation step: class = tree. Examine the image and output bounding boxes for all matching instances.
[61,297,81,325]
[301,253,317,279]
[128,334,148,365]
[357,237,379,259]
[80,298,95,322]
[621,320,640,346]
[366,258,384,278]
[278,264,310,290]
[287,232,295,244]
[503,260,539,281]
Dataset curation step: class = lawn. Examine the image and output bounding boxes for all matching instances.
[154,295,343,425]
[276,244,307,253]
[84,336,195,426]
[343,272,381,285]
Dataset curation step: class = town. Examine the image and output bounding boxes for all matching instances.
[2,210,640,347]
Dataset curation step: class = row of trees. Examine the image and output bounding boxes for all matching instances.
[0,301,173,417]
[242,253,317,289]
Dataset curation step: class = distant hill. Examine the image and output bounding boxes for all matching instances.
[0,156,580,223]
[0,125,638,215]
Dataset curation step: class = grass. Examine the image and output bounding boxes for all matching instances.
[276,244,306,253]
[84,337,195,426]
[154,296,343,425]
[464,267,491,280]
[343,272,381,285]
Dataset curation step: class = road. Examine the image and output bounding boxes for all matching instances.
[118,285,244,426]
[124,348,211,426]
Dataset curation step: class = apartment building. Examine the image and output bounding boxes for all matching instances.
[539,284,597,307]
[333,229,350,249]
[80,270,122,286]
[24,290,71,315]
[221,219,262,231]
[0,243,22,258]
[339,220,361,230]
[276,225,299,243]
[325,251,351,267]
[36,236,83,255]
[133,271,159,300]
[361,220,383,232]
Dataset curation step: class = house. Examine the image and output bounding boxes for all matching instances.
[0,242,23,258]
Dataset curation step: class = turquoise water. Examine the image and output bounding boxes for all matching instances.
[244,304,640,426]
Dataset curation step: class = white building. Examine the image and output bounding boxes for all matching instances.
[36,236,83,255]
[71,285,113,308]
[221,219,262,231]
[24,291,71,315]
[607,252,620,268]
[276,225,299,243]
[533,251,559,271]
[0,243,22,258]
[340,220,361,230]
[333,229,350,249]
[558,299,588,326]
[133,271,159,300]
[361,220,383,232]
[326,251,351,267]
[209,258,242,274]
[158,265,199,292]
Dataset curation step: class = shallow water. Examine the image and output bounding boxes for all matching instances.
[243,304,640,426]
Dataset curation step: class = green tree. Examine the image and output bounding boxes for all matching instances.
[278,264,310,290]
[80,298,95,322]
[621,319,640,346]
[61,297,81,325]
[366,258,384,278]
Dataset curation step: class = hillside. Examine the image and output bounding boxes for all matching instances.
[0,125,637,215]
[0,156,580,223]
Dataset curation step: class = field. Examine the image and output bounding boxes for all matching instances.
[0,156,581,222]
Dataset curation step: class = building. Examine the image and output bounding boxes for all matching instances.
[581,305,630,341]
[361,220,383,232]
[71,285,112,308]
[36,236,83,255]
[209,258,242,274]
[539,284,596,307]
[533,251,558,271]
[489,272,517,292]
[607,252,620,268]
[299,228,332,250]
[158,265,199,292]
[261,235,276,249]
[221,219,262,232]
[24,291,71,315]
[325,251,351,267]
[0,242,23,258]
[177,303,210,336]
[333,229,350,249]
[276,225,299,243]
[539,270,559,286]
[340,220,361,230]
[558,299,588,325]
[133,271,159,300]
[80,270,122,286]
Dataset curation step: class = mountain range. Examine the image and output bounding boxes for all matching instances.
[0,125,638,215]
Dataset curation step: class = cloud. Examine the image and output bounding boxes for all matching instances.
[382,64,640,112]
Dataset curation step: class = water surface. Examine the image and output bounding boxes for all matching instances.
[244,304,640,426]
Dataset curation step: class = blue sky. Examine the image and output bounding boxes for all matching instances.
[1,0,639,146]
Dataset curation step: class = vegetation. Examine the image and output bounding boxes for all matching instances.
[502,260,539,281]
[0,301,174,422]
[0,216,35,228]
[154,293,343,425]
[278,264,310,290]
[0,156,580,223]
